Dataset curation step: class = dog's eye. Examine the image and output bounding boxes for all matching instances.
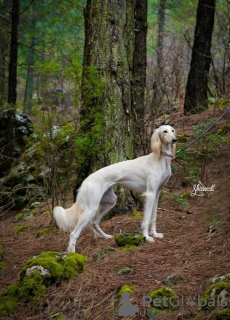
[172,130,174,132]
[163,130,168,133]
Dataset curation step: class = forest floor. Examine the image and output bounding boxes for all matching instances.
[0,108,230,320]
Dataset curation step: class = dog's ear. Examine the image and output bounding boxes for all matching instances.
[151,129,161,159]
[172,143,176,158]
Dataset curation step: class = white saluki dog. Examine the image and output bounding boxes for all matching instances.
[54,125,177,252]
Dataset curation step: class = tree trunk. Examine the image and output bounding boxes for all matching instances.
[156,0,166,103]
[132,0,147,155]
[0,1,10,107]
[74,0,147,200]
[157,0,166,71]
[4,0,20,160]
[184,0,216,114]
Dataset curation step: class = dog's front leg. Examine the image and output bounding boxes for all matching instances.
[141,191,157,242]
[149,190,164,238]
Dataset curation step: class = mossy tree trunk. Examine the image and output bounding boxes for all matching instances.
[74,0,147,199]
[184,0,216,114]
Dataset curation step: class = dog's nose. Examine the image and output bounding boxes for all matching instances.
[172,138,177,143]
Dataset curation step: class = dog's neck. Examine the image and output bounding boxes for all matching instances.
[161,144,174,158]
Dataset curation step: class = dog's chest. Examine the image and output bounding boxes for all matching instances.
[159,162,172,186]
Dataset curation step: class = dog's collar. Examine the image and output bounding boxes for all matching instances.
[161,152,174,158]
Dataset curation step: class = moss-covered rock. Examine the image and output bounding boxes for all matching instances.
[149,287,180,312]
[209,274,230,284]
[15,225,29,234]
[20,251,87,283]
[130,211,142,218]
[200,282,230,312]
[12,211,33,223]
[216,307,230,320]
[118,266,135,275]
[0,251,87,316]
[93,246,116,261]
[115,232,146,247]
[162,273,183,285]
[36,227,53,237]
[118,285,134,297]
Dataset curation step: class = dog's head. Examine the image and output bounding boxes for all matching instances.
[151,125,177,159]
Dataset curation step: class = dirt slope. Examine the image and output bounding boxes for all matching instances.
[0,108,229,320]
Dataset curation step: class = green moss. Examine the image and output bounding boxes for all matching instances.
[119,245,136,251]
[130,211,142,218]
[118,285,134,298]
[216,307,230,320]
[200,282,230,312]
[115,232,146,247]
[0,245,5,270]
[17,271,46,305]
[0,295,19,316]
[118,267,135,275]
[180,192,191,199]
[177,135,187,143]
[15,225,29,233]
[149,287,180,311]
[20,251,87,284]
[0,251,87,316]
[12,211,33,223]
[93,246,116,261]
[36,227,53,237]
[217,123,230,136]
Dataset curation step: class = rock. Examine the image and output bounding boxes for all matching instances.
[30,202,41,208]
[179,216,188,220]
[118,267,135,275]
[0,110,33,176]
[115,232,146,247]
[162,273,183,285]
[25,266,51,278]
[210,274,230,284]
[147,308,159,318]
[93,246,116,261]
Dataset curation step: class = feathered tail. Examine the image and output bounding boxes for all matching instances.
[53,200,84,232]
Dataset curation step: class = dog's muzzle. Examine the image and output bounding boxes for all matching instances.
[172,138,177,144]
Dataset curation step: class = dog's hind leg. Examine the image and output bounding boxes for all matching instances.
[92,188,117,239]
[68,184,103,252]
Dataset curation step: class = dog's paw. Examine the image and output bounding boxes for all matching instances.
[145,236,155,243]
[104,234,113,239]
[154,232,164,238]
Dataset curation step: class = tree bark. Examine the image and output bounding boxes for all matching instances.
[132,0,147,155]
[184,0,216,114]
[157,0,166,71]
[0,1,10,107]
[4,0,20,161]
[74,0,147,200]
[24,6,36,113]
[8,0,19,106]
